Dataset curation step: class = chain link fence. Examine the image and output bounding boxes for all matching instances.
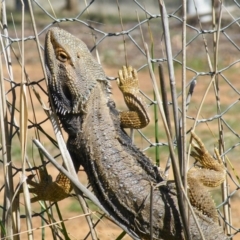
[1,0,240,239]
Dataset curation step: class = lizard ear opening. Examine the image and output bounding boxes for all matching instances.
[62,84,72,103]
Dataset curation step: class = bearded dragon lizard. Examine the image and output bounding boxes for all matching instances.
[28,27,227,240]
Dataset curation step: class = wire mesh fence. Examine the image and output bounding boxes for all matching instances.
[1,0,240,239]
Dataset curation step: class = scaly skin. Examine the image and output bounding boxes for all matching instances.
[28,27,227,240]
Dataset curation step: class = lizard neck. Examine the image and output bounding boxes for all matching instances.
[82,82,117,135]
[58,80,112,137]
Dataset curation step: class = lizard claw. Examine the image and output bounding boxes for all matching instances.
[117,66,139,93]
[190,131,224,171]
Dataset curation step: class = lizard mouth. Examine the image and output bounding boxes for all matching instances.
[53,85,80,115]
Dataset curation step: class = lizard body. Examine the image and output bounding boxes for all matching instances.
[29,27,226,239]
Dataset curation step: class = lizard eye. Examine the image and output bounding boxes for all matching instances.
[57,51,68,62]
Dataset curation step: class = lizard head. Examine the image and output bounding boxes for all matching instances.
[45,27,107,115]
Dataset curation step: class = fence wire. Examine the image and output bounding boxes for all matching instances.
[1,0,240,239]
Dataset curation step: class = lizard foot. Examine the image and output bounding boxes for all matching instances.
[117,66,150,129]
[117,66,139,95]
[188,132,226,222]
[27,169,72,202]
[190,131,226,185]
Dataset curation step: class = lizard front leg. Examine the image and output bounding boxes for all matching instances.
[188,132,226,222]
[117,66,150,129]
